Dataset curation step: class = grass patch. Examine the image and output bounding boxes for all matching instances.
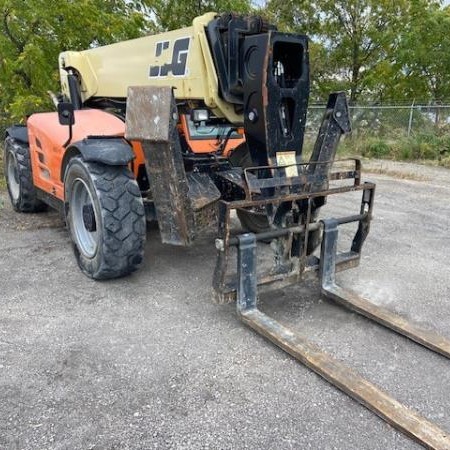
[335,132,450,166]
[364,166,430,181]
[302,131,450,182]
[429,155,450,169]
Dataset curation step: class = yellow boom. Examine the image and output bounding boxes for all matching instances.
[58,12,241,123]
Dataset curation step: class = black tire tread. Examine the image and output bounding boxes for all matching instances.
[230,142,271,233]
[4,136,47,213]
[236,207,270,234]
[66,158,146,279]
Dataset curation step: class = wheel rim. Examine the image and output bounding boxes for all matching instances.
[70,178,99,258]
[6,150,20,202]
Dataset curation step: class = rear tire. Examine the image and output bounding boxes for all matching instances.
[230,142,321,254]
[64,157,146,279]
[4,136,47,212]
[236,207,270,234]
[230,142,272,233]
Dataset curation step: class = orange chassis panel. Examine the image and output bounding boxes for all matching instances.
[27,109,126,200]
[26,109,244,202]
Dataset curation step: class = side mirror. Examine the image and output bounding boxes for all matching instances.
[58,102,75,126]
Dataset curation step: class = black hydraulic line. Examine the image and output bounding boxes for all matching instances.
[67,73,82,110]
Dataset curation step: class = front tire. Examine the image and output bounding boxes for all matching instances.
[64,157,146,279]
[4,136,47,212]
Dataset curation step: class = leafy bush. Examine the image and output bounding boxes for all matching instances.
[437,135,450,156]
[335,131,450,165]
[366,139,391,158]
[399,145,412,160]
[440,156,450,168]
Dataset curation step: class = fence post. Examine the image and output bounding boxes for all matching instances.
[407,99,415,136]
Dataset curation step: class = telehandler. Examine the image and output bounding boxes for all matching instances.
[4,12,450,448]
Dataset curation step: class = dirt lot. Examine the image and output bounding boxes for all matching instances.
[1,162,449,450]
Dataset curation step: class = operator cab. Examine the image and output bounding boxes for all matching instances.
[179,113,244,155]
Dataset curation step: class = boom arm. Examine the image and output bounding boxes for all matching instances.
[59,12,311,166]
[59,12,242,122]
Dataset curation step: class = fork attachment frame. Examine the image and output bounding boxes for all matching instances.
[233,217,450,449]
[212,161,374,303]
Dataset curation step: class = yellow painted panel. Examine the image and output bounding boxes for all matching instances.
[59,13,243,124]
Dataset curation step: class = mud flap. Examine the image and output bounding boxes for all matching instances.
[125,86,219,245]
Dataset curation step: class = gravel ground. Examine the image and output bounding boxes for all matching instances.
[0,161,449,450]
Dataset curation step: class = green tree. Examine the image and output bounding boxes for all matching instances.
[144,0,252,31]
[267,0,407,103]
[0,0,149,123]
[391,0,450,102]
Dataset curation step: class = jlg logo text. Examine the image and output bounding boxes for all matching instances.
[149,38,190,77]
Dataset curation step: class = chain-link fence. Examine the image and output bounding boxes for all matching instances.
[307,104,450,137]
[1,103,450,164]
[305,104,450,162]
